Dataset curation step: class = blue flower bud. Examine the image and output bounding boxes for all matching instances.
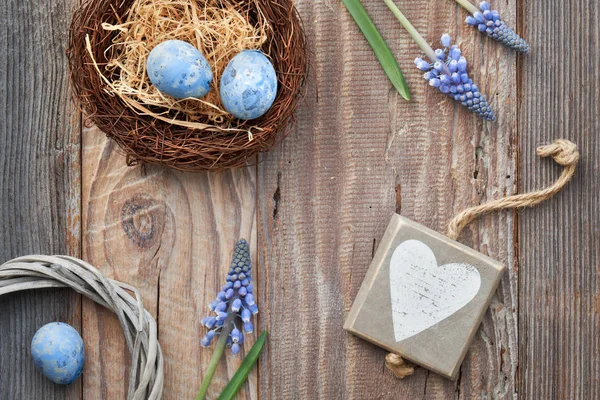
[209,300,219,311]
[242,308,251,322]
[466,16,477,26]
[233,280,242,289]
[225,288,234,299]
[441,34,452,48]
[239,286,248,296]
[440,84,450,94]
[201,331,216,347]
[216,311,228,321]
[429,78,442,88]
[214,301,226,313]
[449,47,461,61]
[246,284,254,293]
[231,343,241,355]
[457,58,467,73]
[249,304,259,315]
[232,298,242,312]
[447,60,457,73]
[231,328,241,343]
[245,293,255,306]
[440,75,453,85]
[434,49,445,60]
[217,291,227,301]
[205,316,217,329]
[238,331,245,344]
[424,71,436,80]
[243,321,254,334]
[451,73,461,84]
[416,61,431,71]
[242,278,250,286]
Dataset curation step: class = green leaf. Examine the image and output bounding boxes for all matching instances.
[217,331,268,400]
[342,0,410,101]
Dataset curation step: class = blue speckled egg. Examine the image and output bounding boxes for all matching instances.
[220,50,278,120]
[31,322,85,385]
[147,40,213,99]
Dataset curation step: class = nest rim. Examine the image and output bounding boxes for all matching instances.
[68,0,308,172]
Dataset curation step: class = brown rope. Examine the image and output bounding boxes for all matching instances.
[386,139,579,379]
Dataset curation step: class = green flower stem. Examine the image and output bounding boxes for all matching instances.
[342,0,410,101]
[382,0,437,61]
[454,0,479,14]
[196,311,237,400]
[217,331,268,400]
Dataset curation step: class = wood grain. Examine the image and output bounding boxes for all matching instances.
[518,0,600,398]
[81,128,257,399]
[0,0,81,399]
[257,0,518,398]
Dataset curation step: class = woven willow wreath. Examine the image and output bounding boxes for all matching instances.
[0,255,163,400]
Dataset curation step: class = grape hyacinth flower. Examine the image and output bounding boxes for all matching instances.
[414,34,495,121]
[200,239,257,355]
[197,239,257,399]
[459,0,530,53]
[383,0,495,120]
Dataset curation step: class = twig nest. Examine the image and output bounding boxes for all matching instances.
[68,0,307,172]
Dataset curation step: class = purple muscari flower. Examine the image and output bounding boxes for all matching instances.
[241,308,251,323]
[200,239,258,354]
[231,298,242,312]
[413,34,495,121]
[201,330,216,347]
[248,303,259,315]
[465,1,530,53]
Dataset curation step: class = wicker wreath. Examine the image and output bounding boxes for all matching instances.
[68,0,307,172]
[0,255,163,400]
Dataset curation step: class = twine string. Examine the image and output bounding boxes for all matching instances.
[386,139,579,379]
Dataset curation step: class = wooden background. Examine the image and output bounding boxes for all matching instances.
[0,0,598,398]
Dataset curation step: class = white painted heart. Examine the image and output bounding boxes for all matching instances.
[389,240,481,342]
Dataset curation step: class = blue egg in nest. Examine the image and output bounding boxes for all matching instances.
[31,322,85,385]
[147,40,213,99]
[220,50,278,120]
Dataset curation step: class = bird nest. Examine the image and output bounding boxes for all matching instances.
[68,0,307,172]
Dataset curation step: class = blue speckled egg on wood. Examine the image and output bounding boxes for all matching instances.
[147,40,213,99]
[220,50,278,120]
[31,322,85,385]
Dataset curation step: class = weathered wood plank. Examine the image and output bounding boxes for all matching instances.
[81,129,257,399]
[257,0,518,398]
[519,0,600,398]
[0,0,81,398]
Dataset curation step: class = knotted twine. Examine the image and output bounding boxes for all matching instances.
[0,255,164,399]
[385,139,580,379]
